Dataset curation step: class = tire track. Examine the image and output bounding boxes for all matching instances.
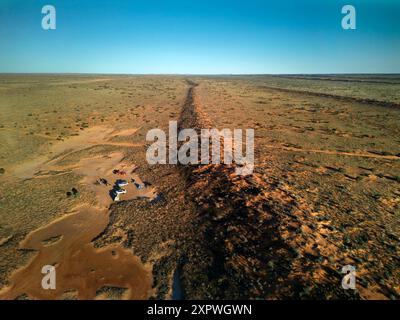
[263,144,400,160]
[258,85,400,109]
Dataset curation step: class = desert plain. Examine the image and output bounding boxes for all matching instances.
[0,74,399,299]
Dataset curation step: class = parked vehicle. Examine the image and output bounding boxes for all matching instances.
[116,179,128,187]
[115,188,127,195]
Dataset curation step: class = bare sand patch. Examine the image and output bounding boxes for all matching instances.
[0,128,156,300]
[10,125,144,180]
[11,126,113,179]
[0,205,153,300]
[111,127,141,137]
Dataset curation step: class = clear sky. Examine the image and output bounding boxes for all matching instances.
[0,0,399,74]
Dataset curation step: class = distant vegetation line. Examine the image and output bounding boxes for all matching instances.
[273,75,400,85]
[259,85,400,109]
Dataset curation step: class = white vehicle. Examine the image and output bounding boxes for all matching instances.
[116,180,129,187]
[115,188,127,195]
[113,188,127,202]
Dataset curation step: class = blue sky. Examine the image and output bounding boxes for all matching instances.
[0,0,399,74]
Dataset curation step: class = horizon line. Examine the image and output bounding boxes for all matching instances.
[1,72,400,76]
